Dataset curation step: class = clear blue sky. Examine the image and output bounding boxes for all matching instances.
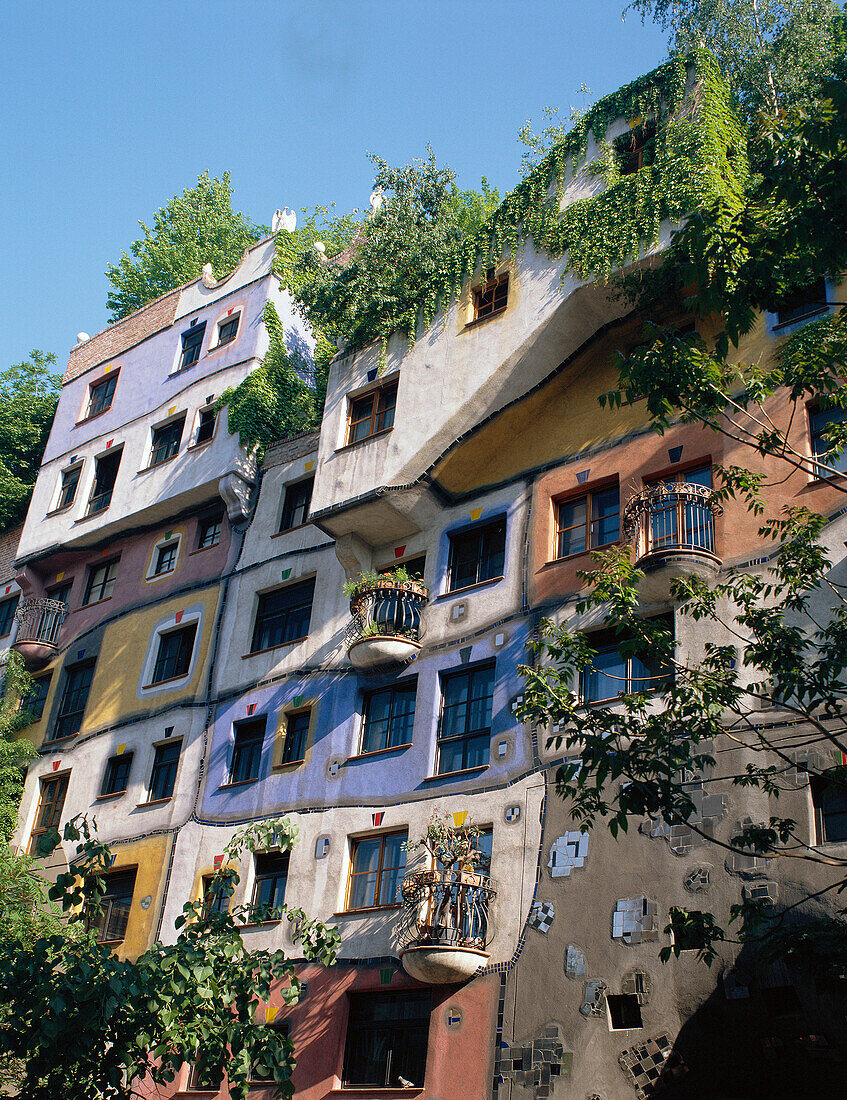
[1,0,667,372]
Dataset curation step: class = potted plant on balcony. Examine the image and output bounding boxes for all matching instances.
[398,811,495,984]
[343,566,428,670]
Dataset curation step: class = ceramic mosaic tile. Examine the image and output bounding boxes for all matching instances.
[548,831,589,877]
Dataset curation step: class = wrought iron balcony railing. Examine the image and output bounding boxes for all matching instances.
[398,867,496,952]
[345,579,428,669]
[623,482,723,563]
[12,599,68,667]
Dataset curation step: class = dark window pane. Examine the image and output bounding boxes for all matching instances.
[347,384,397,444]
[202,874,230,917]
[252,852,288,918]
[592,486,620,546]
[87,374,117,418]
[347,832,407,911]
[217,315,239,345]
[447,518,506,591]
[195,407,216,444]
[361,683,416,753]
[58,465,82,508]
[616,121,657,175]
[818,782,847,843]
[102,752,133,796]
[22,675,51,723]
[151,624,196,683]
[88,450,121,515]
[154,543,178,575]
[150,416,185,467]
[0,595,18,637]
[279,478,314,532]
[474,275,509,320]
[776,278,827,327]
[198,514,222,549]
[52,662,95,740]
[149,741,180,801]
[88,869,136,942]
[280,711,309,764]
[343,992,430,1088]
[84,560,118,605]
[811,406,847,476]
[230,718,265,783]
[251,580,314,653]
[437,665,494,774]
[179,323,206,369]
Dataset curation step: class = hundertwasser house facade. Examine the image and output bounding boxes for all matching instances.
[11,54,847,1099]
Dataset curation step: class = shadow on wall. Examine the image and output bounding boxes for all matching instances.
[655,936,847,1099]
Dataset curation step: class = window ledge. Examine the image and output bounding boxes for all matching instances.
[463,305,507,331]
[333,903,402,917]
[143,672,192,689]
[207,339,237,354]
[325,1089,424,1097]
[42,734,77,747]
[239,919,283,929]
[73,596,112,612]
[136,797,172,808]
[436,576,504,601]
[423,764,490,782]
[46,504,74,518]
[348,743,413,762]
[242,637,309,659]
[95,791,126,801]
[189,543,220,556]
[272,759,305,770]
[271,522,313,539]
[543,542,621,568]
[138,454,180,475]
[217,778,259,790]
[75,408,112,428]
[187,438,215,452]
[75,507,111,523]
[772,306,829,332]
[335,427,393,455]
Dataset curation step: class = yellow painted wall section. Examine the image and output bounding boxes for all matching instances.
[85,587,220,730]
[111,833,172,959]
[432,311,778,498]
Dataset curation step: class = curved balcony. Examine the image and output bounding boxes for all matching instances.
[623,483,723,602]
[12,598,68,669]
[398,867,496,983]
[345,579,428,671]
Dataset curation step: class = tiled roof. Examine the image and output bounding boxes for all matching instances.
[0,524,23,584]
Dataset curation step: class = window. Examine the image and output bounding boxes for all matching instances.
[360,682,417,754]
[148,740,181,802]
[188,1063,223,1092]
[87,868,136,943]
[812,779,847,843]
[197,513,223,549]
[810,405,847,478]
[47,580,73,608]
[646,466,713,552]
[87,449,121,515]
[251,852,289,920]
[51,661,95,740]
[607,994,643,1030]
[437,663,494,774]
[347,831,407,911]
[342,991,430,1089]
[195,407,216,445]
[217,314,240,346]
[250,579,314,654]
[87,373,117,418]
[279,710,310,765]
[22,675,51,723]
[447,517,506,592]
[149,415,185,467]
[0,594,19,637]
[473,271,508,321]
[581,621,672,703]
[776,278,827,327]
[279,477,313,532]
[29,773,68,853]
[347,382,397,445]
[249,1022,290,1083]
[57,464,82,510]
[201,874,230,917]
[179,322,206,370]
[153,542,178,576]
[555,485,620,559]
[230,718,265,783]
[150,623,197,684]
[615,120,657,175]
[379,555,426,583]
[101,753,133,796]
[83,559,118,605]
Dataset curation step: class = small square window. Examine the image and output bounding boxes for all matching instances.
[361,682,416,754]
[217,314,239,346]
[84,559,119,605]
[607,993,643,1030]
[195,407,216,445]
[279,477,314,532]
[87,449,122,516]
[812,778,847,843]
[153,542,178,576]
[101,752,133,796]
[250,580,314,654]
[148,740,181,802]
[249,1021,290,1083]
[197,513,223,549]
[87,868,136,943]
[251,852,289,920]
[29,773,68,854]
[179,322,206,370]
[447,517,506,593]
[150,623,197,684]
[0,594,19,637]
[347,382,397,445]
[555,486,620,559]
[342,991,430,1089]
[87,374,118,419]
[230,717,265,783]
[187,1063,223,1092]
[346,831,407,911]
[57,464,82,510]
[150,416,185,467]
[615,121,657,175]
[473,272,508,321]
[279,710,310,765]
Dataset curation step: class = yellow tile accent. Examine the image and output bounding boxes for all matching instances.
[305,460,315,472]
[168,406,176,416]
[265,1006,279,1023]
[470,508,482,522]
[55,572,65,583]
[452,811,468,828]
[103,365,112,375]
[116,744,126,755]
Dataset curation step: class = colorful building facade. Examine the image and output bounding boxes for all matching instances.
[12,55,847,1099]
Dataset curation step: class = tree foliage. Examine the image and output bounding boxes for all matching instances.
[625,0,846,118]
[0,351,61,532]
[105,172,265,322]
[517,78,847,968]
[0,817,339,1100]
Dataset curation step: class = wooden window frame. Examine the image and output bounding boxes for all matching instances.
[436,662,494,775]
[615,120,657,176]
[580,617,673,704]
[194,406,216,445]
[51,660,96,741]
[554,483,620,561]
[472,271,509,322]
[360,681,417,755]
[0,594,18,637]
[250,579,314,654]
[148,740,181,802]
[29,773,69,854]
[83,559,119,605]
[86,867,137,943]
[178,322,206,371]
[229,717,265,784]
[197,513,223,550]
[279,709,310,766]
[101,752,133,797]
[86,373,118,419]
[149,415,186,468]
[345,830,408,912]
[251,851,289,920]
[86,448,122,516]
[150,623,197,685]
[57,463,83,510]
[446,516,506,593]
[345,381,398,446]
[278,477,314,533]
[342,990,430,1089]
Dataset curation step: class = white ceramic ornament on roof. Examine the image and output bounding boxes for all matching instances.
[272,208,297,234]
[201,263,217,288]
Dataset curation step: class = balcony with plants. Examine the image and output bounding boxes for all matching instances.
[398,813,496,984]
[343,566,428,671]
